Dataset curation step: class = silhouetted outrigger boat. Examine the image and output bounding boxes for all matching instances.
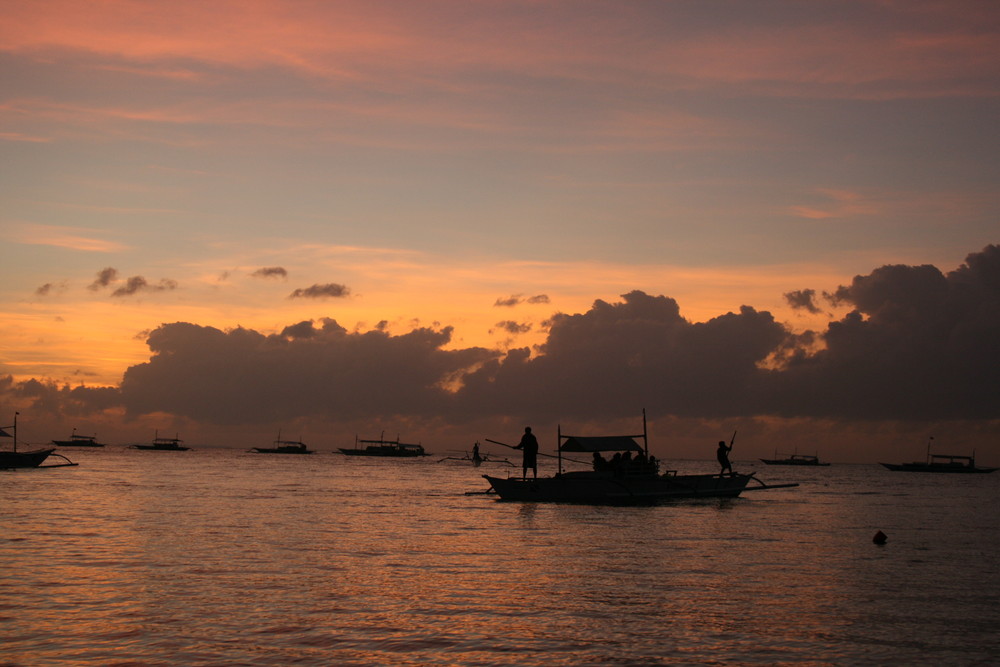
[482,412,796,504]
[131,431,190,451]
[1,413,78,469]
[51,428,105,448]
[438,442,513,467]
[881,453,996,473]
[339,434,428,457]
[760,452,829,466]
[251,432,314,454]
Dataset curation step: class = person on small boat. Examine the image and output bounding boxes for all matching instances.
[472,442,482,464]
[592,451,607,471]
[717,440,733,476]
[514,426,538,480]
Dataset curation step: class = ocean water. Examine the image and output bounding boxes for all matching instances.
[2,447,998,666]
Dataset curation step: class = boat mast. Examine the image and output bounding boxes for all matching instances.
[642,408,648,457]
[12,411,17,453]
[557,423,563,475]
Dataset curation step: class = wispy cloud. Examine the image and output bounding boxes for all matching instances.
[6,224,128,253]
[250,266,288,279]
[111,276,178,297]
[289,283,350,299]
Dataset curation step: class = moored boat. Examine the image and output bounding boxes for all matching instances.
[251,432,314,454]
[339,434,428,457]
[760,452,829,466]
[1,413,77,469]
[482,411,796,504]
[51,429,106,447]
[880,438,996,473]
[131,431,190,451]
[880,453,996,473]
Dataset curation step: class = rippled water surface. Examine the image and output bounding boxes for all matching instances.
[2,448,998,665]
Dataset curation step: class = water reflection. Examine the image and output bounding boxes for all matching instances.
[2,452,998,664]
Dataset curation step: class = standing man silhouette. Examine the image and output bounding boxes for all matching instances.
[716,440,733,477]
[515,426,539,480]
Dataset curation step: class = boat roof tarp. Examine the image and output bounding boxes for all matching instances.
[560,436,643,453]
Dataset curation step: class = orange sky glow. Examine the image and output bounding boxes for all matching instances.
[2,1,998,461]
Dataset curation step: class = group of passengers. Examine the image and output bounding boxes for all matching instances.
[592,450,659,475]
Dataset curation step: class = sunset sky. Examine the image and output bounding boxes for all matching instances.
[2,1,998,462]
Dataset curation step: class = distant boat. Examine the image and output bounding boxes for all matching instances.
[251,431,314,454]
[438,442,513,467]
[51,428,106,448]
[339,434,428,457]
[131,431,190,451]
[1,413,77,469]
[760,452,830,466]
[481,411,797,504]
[881,453,996,474]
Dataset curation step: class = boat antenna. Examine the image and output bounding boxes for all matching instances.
[557,422,563,475]
[642,408,648,457]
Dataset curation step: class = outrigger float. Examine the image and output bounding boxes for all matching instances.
[481,412,797,504]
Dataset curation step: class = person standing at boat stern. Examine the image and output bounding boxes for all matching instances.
[515,427,539,480]
[717,440,733,477]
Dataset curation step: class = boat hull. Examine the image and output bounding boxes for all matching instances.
[132,445,190,451]
[483,471,753,504]
[760,459,830,466]
[52,439,104,447]
[251,447,313,454]
[339,448,426,457]
[880,462,996,473]
[0,448,56,469]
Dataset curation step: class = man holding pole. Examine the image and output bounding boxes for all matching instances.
[717,434,734,477]
[514,426,539,480]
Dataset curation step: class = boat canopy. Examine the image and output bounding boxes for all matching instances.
[560,435,644,453]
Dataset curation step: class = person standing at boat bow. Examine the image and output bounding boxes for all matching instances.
[514,427,539,480]
[717,440,733,477]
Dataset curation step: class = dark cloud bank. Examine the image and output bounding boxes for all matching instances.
[6,245,1000,443]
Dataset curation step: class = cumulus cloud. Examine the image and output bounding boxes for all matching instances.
[764,245,1000,419]
[251,267,288,279]
[289,283,350,299]
[7,245,999,428]
[461,291,789,420]
[0,375,122,417]
[111,276,178,297]
[118,320,496,423]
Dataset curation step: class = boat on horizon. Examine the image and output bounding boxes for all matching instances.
[880,437,996,473]
[438,442,513,467]
[51,429,106,448]
[881,453,996,473]
[482,411,796,504]
[131,431,190,451]
[1,413,78,469]
[339,434,429,457]
[251,431,314,454]
[760,451,830,466]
